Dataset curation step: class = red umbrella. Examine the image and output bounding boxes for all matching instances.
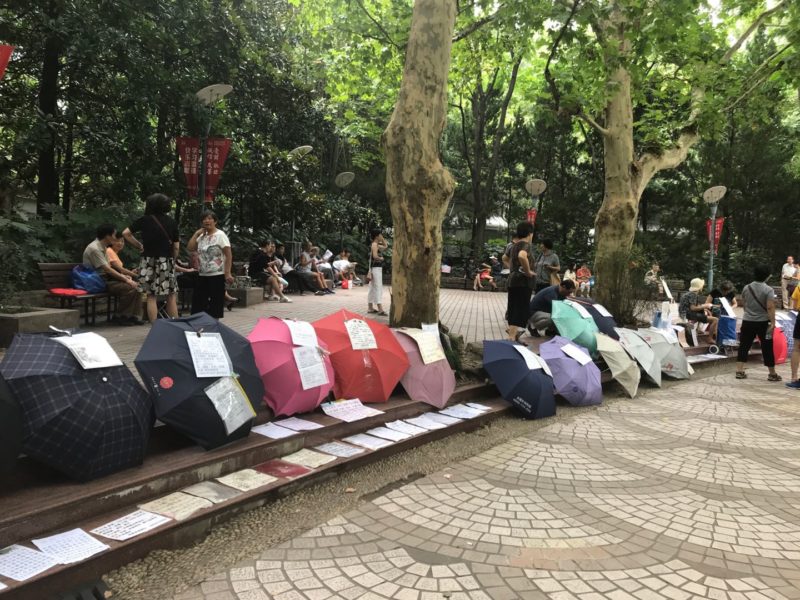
[773,326,788,365]
[312,309,409,402]
[391,329,455,409]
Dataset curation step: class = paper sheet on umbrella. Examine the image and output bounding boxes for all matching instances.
[0,545,58,582]
[421,322,439,337]
[52,332,123,369]
[282,448,337,468]
[385,420,428,436]
[561,343,592,366]
[0,582,5,590]
[314,441,365,458]
[399,328,446,364]
[512,345,553,377]
[367,426,412,442]
[661,277,673,301]
[343,433,393,450]
[283,319,318,347]
[321,399,383,422]
[140,491,213,521]
[274,417,324,431]
[32,528,109,565]
[252,422,297,439]
[344,319,377,350]
[185,332,233,378]
[405,415,448,430]
[293,346,329,390]
[564,299,592,320]
[183,481,242,504]
[91,510,171,541]
[205,376,255,435]
[216,469,278,492]
[439,404,483,419]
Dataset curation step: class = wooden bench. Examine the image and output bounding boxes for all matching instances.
[37,263,115,326]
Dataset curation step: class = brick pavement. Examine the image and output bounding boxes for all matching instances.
[170,369,800,600]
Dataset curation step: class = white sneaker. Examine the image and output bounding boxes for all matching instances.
[280,296,292,303]
[269,295,280,301]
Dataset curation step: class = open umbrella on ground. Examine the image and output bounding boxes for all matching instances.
[571,299,619,339]
[0,373,22,477]
[312,309,409,403]
[635,327,691,379]
[776,311,796,355]
[595,333,640,398]
[391,329,456,408]
[483,340,555,419]
[615,327,662,387]
[539,336,602,406]
[773,326,788,365]
[135,313,263,450]
[552,301,599,355]
[0,334,153,481]
[247,317,334,416]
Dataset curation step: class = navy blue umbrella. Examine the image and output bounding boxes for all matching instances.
[0,373,22,477]
[483,340,555,419]
[134,313,263,450]
[570,298,618,339]
[0,334,153,481]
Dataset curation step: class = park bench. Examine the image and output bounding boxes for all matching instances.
[37,263,115,326]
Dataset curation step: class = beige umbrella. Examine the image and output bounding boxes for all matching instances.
[615,327,662,387]
[596,333,640,398]
[634,327,691,380]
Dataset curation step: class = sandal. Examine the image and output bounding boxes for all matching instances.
[768,373,783,382]
[367,309,378,314]
[736,371,747,379]
[377,310,388,316]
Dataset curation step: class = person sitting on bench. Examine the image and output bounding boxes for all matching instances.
[679,277,718,341]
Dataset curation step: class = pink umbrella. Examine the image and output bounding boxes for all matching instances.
[247,317,335,416]
[391,329,456,409]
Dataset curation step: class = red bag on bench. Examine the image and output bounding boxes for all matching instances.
[49,288,88,296]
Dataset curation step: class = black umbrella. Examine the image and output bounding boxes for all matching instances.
[571,298,619,339]
[134,313,263,450]
[0,334,154,481]
[0,373,22,477]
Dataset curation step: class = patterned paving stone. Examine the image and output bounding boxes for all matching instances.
[536,415,661,444]
[628,418,800,449]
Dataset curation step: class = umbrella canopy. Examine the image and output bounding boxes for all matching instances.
[135,313,263,450]
[551,301,599,355]
[483,340,556,419]
[773,326,788,365]
[539,336,602,406]
[0,334,153,481]
[776,311,796,355]
[0,373,22,477]
[635,327,691,379]
[247,317,334,416]
[571,299,619,339]
[312,309,409,403]
[391,329,456,408]
[595,333,640,398]
[615,327,662,387]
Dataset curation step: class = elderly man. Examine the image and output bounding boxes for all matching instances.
[781,256,797,310]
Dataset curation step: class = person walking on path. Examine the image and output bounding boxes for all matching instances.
[735,264,781,381]
[187,210,234,319]
[123,193,180,322]
[781,256,797,310]
[506,222,535,341]
[367,228,388,316]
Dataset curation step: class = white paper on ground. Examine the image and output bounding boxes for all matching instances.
[405,415,448,430]
[0,545,58,582]
[422,412,461,426]
[561,343,592,366]
[398,328,446,364]
[216,469,277,492]
[139,492,213,521]
[321,399,383,422]
[342,433,393,450]
[385,420,428,436]
[91,510,171,542]
[593,304,613,318]
[719,297,736,318]
[205,377,255,434]
[183,481,242,504]
[439,405,483,419]
[344,319,378,350]
[366,426,412,442]
[32,529,109,565]
[274,417,323,431]
[282,448,337,468]
[52,332,123,369]
[465,402,491,412]
[251,422,298,439]
[293,346,329,390]
[283,319,318,347]
[313,441,365,458]
[184,331,233,378]
[564,299,592,320]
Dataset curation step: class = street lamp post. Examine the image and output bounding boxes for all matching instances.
[195,84,233,206]
[703,185,726,291]
[524,178,547,230]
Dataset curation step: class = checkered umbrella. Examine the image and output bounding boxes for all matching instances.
[0,373,22,477]
[0,334,154,481]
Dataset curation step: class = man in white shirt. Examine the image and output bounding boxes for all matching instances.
[781,256,797,310]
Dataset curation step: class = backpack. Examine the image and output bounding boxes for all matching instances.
[71,265,107,294]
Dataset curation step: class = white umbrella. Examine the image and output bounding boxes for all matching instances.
[615,327,662,387]
[635,327,691,380]
[595,333,640,398]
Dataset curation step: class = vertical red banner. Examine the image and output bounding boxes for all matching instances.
[705,217,725,253]
[0,45,14,80]
[526,208,538,226]
[203,138,231,202]
[176,137,200,198]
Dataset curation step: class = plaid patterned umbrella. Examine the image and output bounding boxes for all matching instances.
[0,334,154,481]
[0,373,22,477]
[134,313,263,450]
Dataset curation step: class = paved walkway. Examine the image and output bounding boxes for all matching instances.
[171,368,800,600]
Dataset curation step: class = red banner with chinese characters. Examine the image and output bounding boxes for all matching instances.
[0,45,14,80]
[705,217,725,253]
[176,137,231,202]
[526,208,538,226]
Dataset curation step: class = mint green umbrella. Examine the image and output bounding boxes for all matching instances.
[551,300,599,355]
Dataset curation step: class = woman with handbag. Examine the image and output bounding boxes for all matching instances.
[123,193,180,322]
[367,228,388,316]
[506,222,535,341]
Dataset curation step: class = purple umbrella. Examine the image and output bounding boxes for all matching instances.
[392,329,456,408]
[539,336,603,406]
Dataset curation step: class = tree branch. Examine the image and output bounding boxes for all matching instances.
[453,6,504,43]
[353,0,403,53]
[457,101,475,179]
[577,111,610,137]
[486,55,523,195]
[724,60,786,112]
[543,0,581,114]
[721,0,788,64]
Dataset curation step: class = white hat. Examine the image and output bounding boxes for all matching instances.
[689,278,705,292]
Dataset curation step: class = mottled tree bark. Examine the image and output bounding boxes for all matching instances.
[383,0,457,327]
